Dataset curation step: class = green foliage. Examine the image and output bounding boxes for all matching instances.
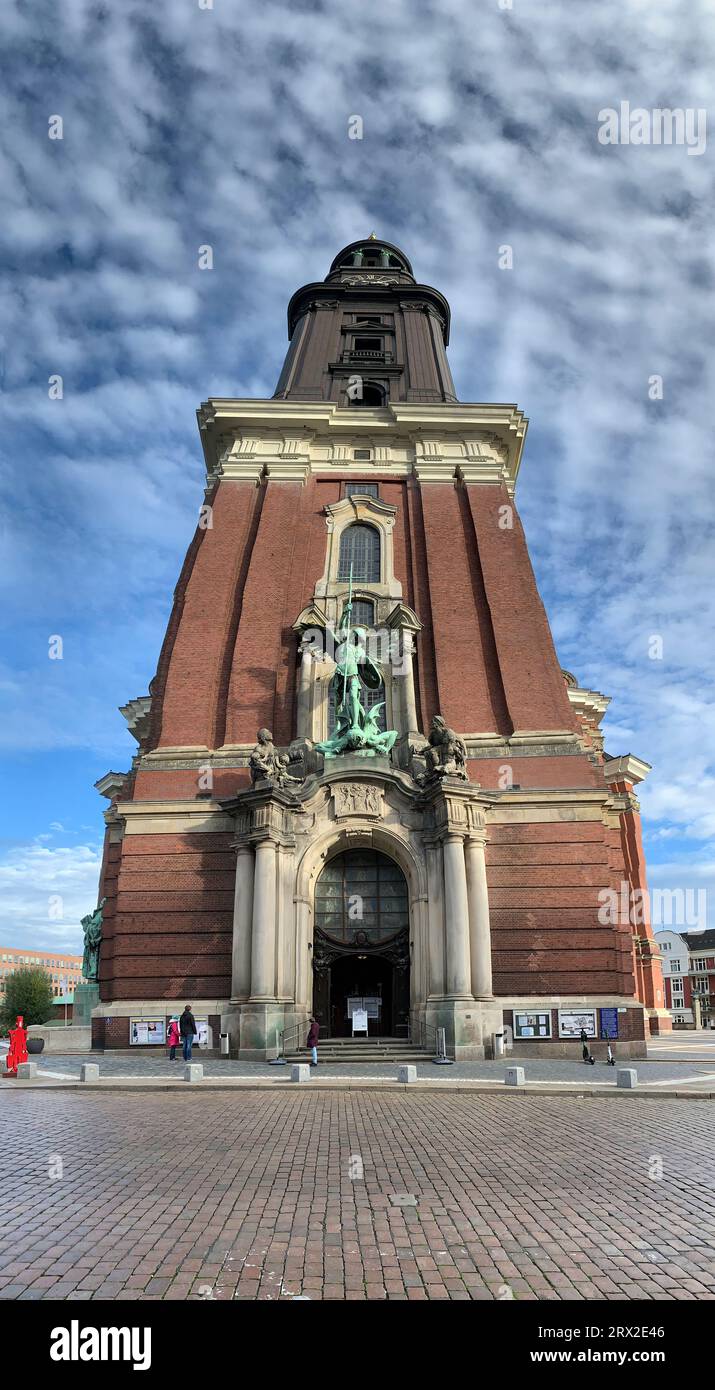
[0,966,54,1029]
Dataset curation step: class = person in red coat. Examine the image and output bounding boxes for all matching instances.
[167,1017,180,1061]
[5,1016,28,1076]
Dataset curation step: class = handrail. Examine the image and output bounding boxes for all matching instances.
[275,1018,310,1058]
[408,1018,448,1059]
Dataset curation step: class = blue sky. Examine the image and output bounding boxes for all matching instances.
[1,0,713,952]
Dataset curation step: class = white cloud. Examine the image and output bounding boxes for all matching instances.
[0,841,102,952]
[0,0,712,913]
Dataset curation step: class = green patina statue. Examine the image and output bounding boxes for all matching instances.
[81,897,107,982]
[316,569,397,760]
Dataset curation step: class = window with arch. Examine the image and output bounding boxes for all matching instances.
[314,849,408,943]
[349,597,375,626]
[338,523,380,582]
[349,381,385,407]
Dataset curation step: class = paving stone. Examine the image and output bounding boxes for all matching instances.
[1,1091,714,1302]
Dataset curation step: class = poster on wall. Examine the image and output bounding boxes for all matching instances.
[194,1019,211,1048]
[558,1009,597,1039]
[130,1018,165,1046]
[599,1007,619,1039]
[513,1011,552,1040]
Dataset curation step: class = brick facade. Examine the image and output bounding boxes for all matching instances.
[92,238,662,1054]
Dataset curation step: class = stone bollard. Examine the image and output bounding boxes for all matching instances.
[291,1064,311,1083]
[397,1065,417,1084]
[617,1068,638,1089]
[184,1064,204,1083]
[80,1063,100,1083]
[16,1061,38,1080]
[505,1066,525,1087]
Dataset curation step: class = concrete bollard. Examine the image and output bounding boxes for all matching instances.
[397,1065,417,1084]
[505,1066,525,1087]
[16,1062,38,1080]
[80,1063,100,1083]
[291,1064,311,1083]
[617,1068,638,1089]
[184,1064,203,1083]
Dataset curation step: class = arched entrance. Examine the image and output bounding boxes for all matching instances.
[312,848,410,1037]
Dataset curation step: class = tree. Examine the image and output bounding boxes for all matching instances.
[0,967,54,1031]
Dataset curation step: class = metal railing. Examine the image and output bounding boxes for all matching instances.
[340,349,394,364]
[408,1018,450,1060]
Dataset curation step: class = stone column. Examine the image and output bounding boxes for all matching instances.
[442,833,473,997]
[465,834,493,998]
[400,630,419,732]
[295,896,312,1009]
[231,844,254,1000]
[250,839,277,1000]
[296,642,313,739]
[425,842,445,996]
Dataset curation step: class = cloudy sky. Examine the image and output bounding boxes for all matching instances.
[1,0,713,952]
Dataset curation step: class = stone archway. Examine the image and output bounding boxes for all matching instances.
[294,817,429,1027]
[312,846,411,1037]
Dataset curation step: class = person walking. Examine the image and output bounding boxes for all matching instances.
[180,1004,197,1062]
[580,1027,595,1065]
[307,1016,319,1067]
[167,1016,180,1061]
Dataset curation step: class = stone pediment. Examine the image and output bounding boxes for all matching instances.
[385,602,422,633]
[292,603,328,633]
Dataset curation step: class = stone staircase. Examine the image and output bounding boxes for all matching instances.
[283,1036,435,1065]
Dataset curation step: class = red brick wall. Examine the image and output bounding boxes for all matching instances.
[417,483,511,733]
[465,483,579,734]
[98,834,233,1000]
[488,821,635,997]
[151,479,262,749]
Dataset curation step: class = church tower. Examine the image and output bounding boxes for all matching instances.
[92,238,668,1058]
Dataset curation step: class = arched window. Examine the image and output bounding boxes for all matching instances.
[315,850,408,943]
[349,381,385,407]
[338,524,380,582]
[350,597,375,626]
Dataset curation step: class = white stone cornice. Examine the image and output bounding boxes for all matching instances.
[119,695,152,744]
[567,686,611,722]
[264,459,311,482]
[603,754,652,785]
[95,771,130,799]
[197,398,528,493]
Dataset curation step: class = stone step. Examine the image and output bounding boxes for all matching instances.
[282,1045,428,1056]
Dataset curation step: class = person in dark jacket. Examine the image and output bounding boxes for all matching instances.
[180,1005,198,1062]
[307,1017,319,1066]
[580,1027,595,1065]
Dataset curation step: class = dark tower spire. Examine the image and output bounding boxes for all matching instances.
[273,237,457,405]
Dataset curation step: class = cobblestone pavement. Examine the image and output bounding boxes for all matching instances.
[1,1091,714,1300]
[13,1050,715,1087]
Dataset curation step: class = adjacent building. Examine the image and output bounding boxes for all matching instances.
[91,237,666,1057]
[656,929,715,1026]
[0,946,85,999]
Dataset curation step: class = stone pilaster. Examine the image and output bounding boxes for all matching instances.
[230,843,254,1001]
[465,832,493,998]
[250,838,277,1000]
[442,832,473,998]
